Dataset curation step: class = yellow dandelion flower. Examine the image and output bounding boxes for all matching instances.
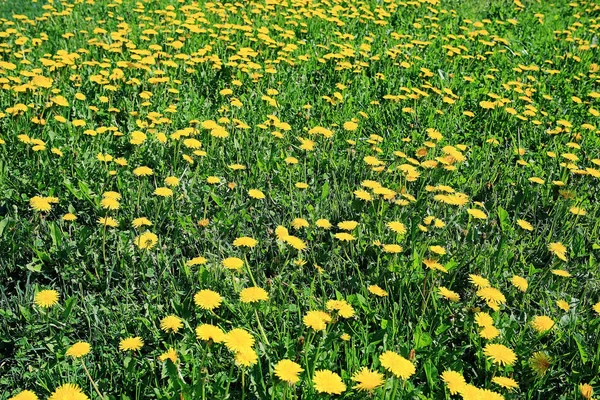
[160,315,183,333]
[65,342,91,358]
[511,275,528,292]
[159,348,177,363]
[240,287,269,303]
[248,189,265,199]
[9,390,38,400]
[368,285,388,297]
[483,343,517,366]
[274,359,303,385]
[194,289,222,310]
[548,242,568,261]
[516,219,533,231]
[34,290,59,308]
[224,328,255,352]
[492,376,519,391]
[235,347,258,367]
[233,236,257,248]
[303,311,331,331]
[313,370,346,395]
[379,351,415,380]
[441,370,466,395]
[222,257,244,270]
[351,368,384,391]
[195,324,226,343]
[530,316,555,333]
[119,337,144,352]
[49,384,88,400]
[529,352,551,376]
[438,287,460,302]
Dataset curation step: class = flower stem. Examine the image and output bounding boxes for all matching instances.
[254,309,270,346]
[81,360,104,399]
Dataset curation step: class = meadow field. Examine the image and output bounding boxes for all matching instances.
[1,0,600,398]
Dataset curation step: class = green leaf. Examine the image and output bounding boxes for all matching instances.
[497,206,510,232]
[321,181,329,201]
[0,217,8,238]
[48,222,62,248]
[61,296,77,321]
[574,333,589,363]
[413,327,432,349]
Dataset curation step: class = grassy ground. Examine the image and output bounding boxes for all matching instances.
[1,0,600,399]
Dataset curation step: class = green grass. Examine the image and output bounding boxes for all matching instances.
[1,0,600,399]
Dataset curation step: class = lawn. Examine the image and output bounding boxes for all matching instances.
[1,0,600,399]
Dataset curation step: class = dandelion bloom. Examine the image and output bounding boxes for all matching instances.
[34,290,59,308]
[8,390,38,400]
[580,383,593,399]
[29,196,52,212]
[291,218,309,229]
[467,208,487,219]
[65,342,91,358]
[133,166,153,176]
[516,219,533,231]
[475,312,494,328]
[222,257,244,270]
[97,216,118,228]
[49,384,88,400]
[119,337,144,352]
[379,351,416,379]
[368,285,388,297]
[224,328,255,352]
[274,359,303,384]
[186,256,207,266]
[351,368,384,391]
[530,316,555,333]
[315,219,332,229]
[476,287,506,310]
[383,244,403,254]
[483,344,517,366]
[551,269,571,277]
[132,217,152,228]
[164,176,180,187]
[479,325,500,340]
[100,197,120,210]
[303,310,332,331]
[159,348,177,363]
[248,189,265,199]
[240,287,269,303]
[194,289,222,310]
[195,324,225,343]
[469,274,490,289]
[492,376,519,391]
[511,276,528,292]
[334,232,356,241]
[283,235,307,251]
[529,352,551,376]
[326,300,355,318]
[438,287,460,302]
[154,187,173,197]
[134,231,158,250]
[548,242,568,261]
[62,213,77,221]
[233,236,257,248]
[441,370,466,395]
[556,300,570,312]
[593,302,600,314]
[235,347,258,367]
[337,220,359,230]
[313,370,346,395]
[386,221,407,234]
[160,315,183,333]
